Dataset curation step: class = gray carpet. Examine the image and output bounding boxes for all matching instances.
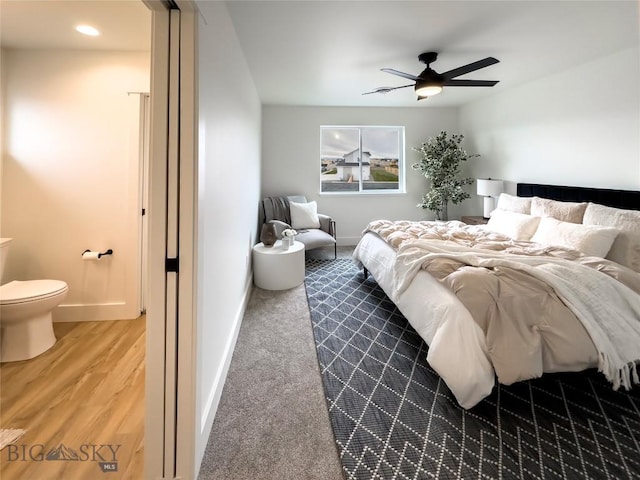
[198,246,351,480]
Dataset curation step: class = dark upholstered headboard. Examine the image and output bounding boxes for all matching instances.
[517,183,640,211]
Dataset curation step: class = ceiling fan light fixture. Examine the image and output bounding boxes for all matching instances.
[415,84,442,97]
[369,52,499,99]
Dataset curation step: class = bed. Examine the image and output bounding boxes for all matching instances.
[352,182,640,408]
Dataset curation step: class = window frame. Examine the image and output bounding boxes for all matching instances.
[319,125,406,196]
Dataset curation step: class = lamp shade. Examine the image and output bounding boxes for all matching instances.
[476,178,504,197]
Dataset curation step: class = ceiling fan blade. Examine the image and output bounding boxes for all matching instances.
[362,84,414,95]
[440,57,499,80]
[381,68,420,81]
[442,79,499,87]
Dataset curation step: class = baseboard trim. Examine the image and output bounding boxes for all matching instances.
[53,302,139,322]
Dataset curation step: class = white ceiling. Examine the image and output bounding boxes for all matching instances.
[225,0,640,107]
[1,1,637,108]
[0,0,150,52]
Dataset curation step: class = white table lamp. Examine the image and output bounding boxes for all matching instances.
[476,178,504,218]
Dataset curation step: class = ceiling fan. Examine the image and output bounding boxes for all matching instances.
[363,52,500,100]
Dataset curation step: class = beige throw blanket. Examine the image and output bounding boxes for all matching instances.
[365,220,640,390]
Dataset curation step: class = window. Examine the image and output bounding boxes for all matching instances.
[320,126,405,194]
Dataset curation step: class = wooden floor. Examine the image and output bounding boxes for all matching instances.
[0,316,145,480]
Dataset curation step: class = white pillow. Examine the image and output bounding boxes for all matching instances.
[530,197,587,224]
[583,202,640,272]
[531,216,619,258]
[486,210,541,241]
[494,193,532,215]
[290,201,321,229]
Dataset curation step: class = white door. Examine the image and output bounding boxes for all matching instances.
[144,2,174,477]
[144,1,198,478]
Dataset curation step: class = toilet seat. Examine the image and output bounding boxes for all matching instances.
[0,280,68,305]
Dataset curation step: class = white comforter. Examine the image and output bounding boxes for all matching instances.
[395,239,640,391]
[354,224,640,408]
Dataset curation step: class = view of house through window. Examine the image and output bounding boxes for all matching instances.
[320,126,404,193]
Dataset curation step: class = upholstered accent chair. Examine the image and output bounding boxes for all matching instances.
[260,195,337,258]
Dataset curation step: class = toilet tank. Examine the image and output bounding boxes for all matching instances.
[0,238,12,282]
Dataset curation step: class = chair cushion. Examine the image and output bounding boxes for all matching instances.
[317,213,333,234]
[295,229,336,250]
[290,201,321,229]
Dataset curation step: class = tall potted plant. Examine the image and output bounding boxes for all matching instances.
[412,131,478,221]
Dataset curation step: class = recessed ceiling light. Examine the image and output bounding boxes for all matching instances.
[75,25,100,37]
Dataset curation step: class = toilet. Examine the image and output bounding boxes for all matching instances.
[0,238,68,362]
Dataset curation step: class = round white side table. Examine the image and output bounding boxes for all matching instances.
[252,240,305,290]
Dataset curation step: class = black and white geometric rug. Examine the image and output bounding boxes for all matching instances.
[305,258,640,480]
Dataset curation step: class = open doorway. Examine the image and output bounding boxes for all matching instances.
[0,1,152,478]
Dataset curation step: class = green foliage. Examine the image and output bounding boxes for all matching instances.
[412,131,478,220]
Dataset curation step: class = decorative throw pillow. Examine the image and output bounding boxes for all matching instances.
[494,193,532,215]
[531,216,619,258]
[290,201,321,229]
[530,197,587,224]
[583,202,640,272]
[486,210,540,241]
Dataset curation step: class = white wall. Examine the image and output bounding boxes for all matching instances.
[461,46,640,205]
[1,48,150,321]
[195,1,262,472]
[262,106,460,243]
